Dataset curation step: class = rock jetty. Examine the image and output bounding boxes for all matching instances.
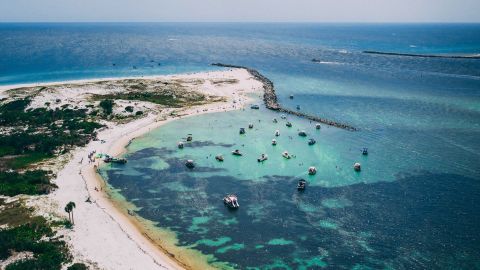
[212,63,358,131]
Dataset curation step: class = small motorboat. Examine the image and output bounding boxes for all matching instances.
[248,123,254,129]
[296,105,301,110]
[297,179,306,190]
[354,162,361,172]
[282,151,291,159]
[316,123,321,130]
[110,158,127,164]
[215,155,224,162]
[250,105,260,109]
[178,141,184,149]
[186,134,193,142]
[286,122,292,127]
[257,154,268,162]
[308,138,316,145]
[272,139,277,146]
[281,114,287,119]
[223,194,240,209]
[290,95,294,99]
[275,130,280,136]
[185,160,195,169]
[273,118,278,123]
[239,128,246,134]
[362,148,368,155]
[232,149,243,156]
[308,166,317,175]
[298,131,307,137]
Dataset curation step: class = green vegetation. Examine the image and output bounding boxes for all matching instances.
[0,98,103,170]
[125,105,134,113]
[67,263,88,270]
[0,170,57,196]
[93,91,214,108]
[0,216,72,270]
[99,99,114,115]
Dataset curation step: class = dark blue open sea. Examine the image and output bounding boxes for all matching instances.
[1,23,480,269]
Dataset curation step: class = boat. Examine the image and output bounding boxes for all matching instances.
[290,95,294,99]
[362,148,368,155]
[286,122,292,127]
[272,139,277,146]
[298,130,307,137]
[308,166,317,175]
[275,130,280,136]
[250,105,260,109]
[186,134,193,142]
[185,160,195,169]
[281,114,287,119]
[110,158,127,164]
[316,123,321,130]
[308,138,316,145]
[215,155,224,162]
[297,179,306,190]
[223,194,240,209]
[354,162,361,171]
[257,154,268,162]
[282,151,291,159]
[273,118,278,123]
[178,141,184,149]
[296,105,301,110]
[239,128,246,134]
[248,123,254,129]
[232,149,243,156]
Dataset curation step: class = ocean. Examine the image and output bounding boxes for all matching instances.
[1,23,479,269]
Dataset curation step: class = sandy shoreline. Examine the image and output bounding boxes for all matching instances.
[4,69,263,269]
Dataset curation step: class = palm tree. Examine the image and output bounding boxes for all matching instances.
[65,201,76,224]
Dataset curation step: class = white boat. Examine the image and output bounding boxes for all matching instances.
[282,151,291,159]
[215,155,224,162]
[275,130,280,136]
[308,166,317,175]
[232,149,243,156]
[272,139,277,146]
[185,160,195,168]
[223,194,240,209]
[178,141,184,149]
[354,162,361,171]
[316,123,321,130]
[257,154,268,162]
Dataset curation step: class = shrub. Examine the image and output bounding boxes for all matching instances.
[125,106,134,113]
[99,99,114,115]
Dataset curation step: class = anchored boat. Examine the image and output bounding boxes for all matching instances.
[186,134,193,142]
[286,122,292,127]
[239,128,246,134]
[298,130,307,137]
[297,179,306,190]
[232,149,243,156]
[275,130,280,136]
[282,151,291,159]
[185,160,195,169]
[250,105,260,109]
[308,138,316,145]
[215,155,224,162]
[316,123,321,130]
[362,148,368,155]
[354,162,361,171]
[223,194,240,209]
[257,154,268,162]
[272,139,277,146]
[308,166,317,175]
[178,141,184,149]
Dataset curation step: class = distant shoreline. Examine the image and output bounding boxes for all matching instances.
[361,51,480,59]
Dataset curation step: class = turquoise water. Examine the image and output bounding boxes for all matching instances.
[2,23,480,269]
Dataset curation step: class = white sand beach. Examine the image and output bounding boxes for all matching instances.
[2,69,263,269]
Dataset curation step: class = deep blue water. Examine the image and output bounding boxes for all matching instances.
[2,23,480,269]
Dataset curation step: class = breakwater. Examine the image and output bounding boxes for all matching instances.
[212,63,357,131]
[361,51,480,59]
